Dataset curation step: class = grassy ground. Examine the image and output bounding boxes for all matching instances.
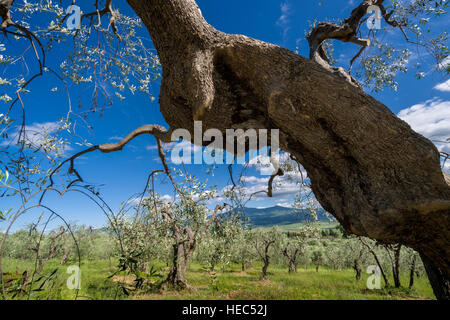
[276,222,339,232]
[1,258,435,300]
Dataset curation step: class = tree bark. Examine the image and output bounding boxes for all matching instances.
[262,258,269,280]
[353,259,362,281]
[409,255,417,290]
[385,244,402,288]
[289,260,297,273]
[126,0,450,298]
[393,245,402,288]
[163,226,196,290]
[421,253,450,300]
[283,248,299,273]
[164,241,194,290]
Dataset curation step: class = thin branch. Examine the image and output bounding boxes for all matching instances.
[41,125,172,202]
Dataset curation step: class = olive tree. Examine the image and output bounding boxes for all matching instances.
[253,227,282,280]
[140,173,227,290]
[230,228,256,272]
[282,226,319,273]
[196,211,243,272]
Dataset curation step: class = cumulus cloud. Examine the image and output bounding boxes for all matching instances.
[220,171,306,204]
[433,79,450,92]
[1,121,72,154]
[128,193,174,206]
[398,99,450,153]
[240,176,270,185]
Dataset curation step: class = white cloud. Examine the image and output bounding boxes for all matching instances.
[277,2,291,26]
[220,171,306,204]
[433,79,450,92]
[437,56,450,71]
[276,1,292,43]
[109,136,124,141]
[128,193,174,206]
[240,176,269,184]
[1,121,73,153]
[398,99,450,153]
[160,194,174,202]
[276,201,295,208]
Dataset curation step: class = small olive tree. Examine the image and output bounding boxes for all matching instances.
[282,226,319,273]
[140,173,227,290]
[253,227,282,280]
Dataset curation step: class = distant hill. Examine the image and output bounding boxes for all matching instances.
[238,206,330,227]
[92,206,332,232]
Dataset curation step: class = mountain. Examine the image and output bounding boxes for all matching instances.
[239,206,330,227]
[93,206,331,232]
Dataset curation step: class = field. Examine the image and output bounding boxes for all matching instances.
[1,258,435,300]
[276,222,339,232]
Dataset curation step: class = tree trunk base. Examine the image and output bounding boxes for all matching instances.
[160,278,195,292]
[421,253,450,300]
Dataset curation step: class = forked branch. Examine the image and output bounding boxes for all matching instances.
[307,0,407,84]
[42,125,172,201]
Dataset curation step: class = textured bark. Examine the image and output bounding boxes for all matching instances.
[283,248,299,273]
[256,239,274,280]
[421,254,450,300]
[353,259,362,281]
[289,261,297,274]
[261,260,269,280]
[393,245,402,288]
[409,255,417,289]
[385,244,402,288]
[125,0,450,297]
[161,205,222,290]
[163,234,195,290]
[0,0,14,28]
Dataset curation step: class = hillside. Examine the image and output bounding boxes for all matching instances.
[239,206,332,228]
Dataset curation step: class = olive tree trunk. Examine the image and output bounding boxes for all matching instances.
[353,259,362,281]
[164,243,192,289]
[126,0,450,299]
[163,229,196,290]
[385,244,402,288]
[283,248,299,273]
[261,257,270,280]
[409,255,417,290]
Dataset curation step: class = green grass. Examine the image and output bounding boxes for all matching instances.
[2,258,124,300]
[1,258,434,300]
[275,222,339,232]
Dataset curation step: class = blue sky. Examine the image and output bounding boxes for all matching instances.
[1,0,449,231]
